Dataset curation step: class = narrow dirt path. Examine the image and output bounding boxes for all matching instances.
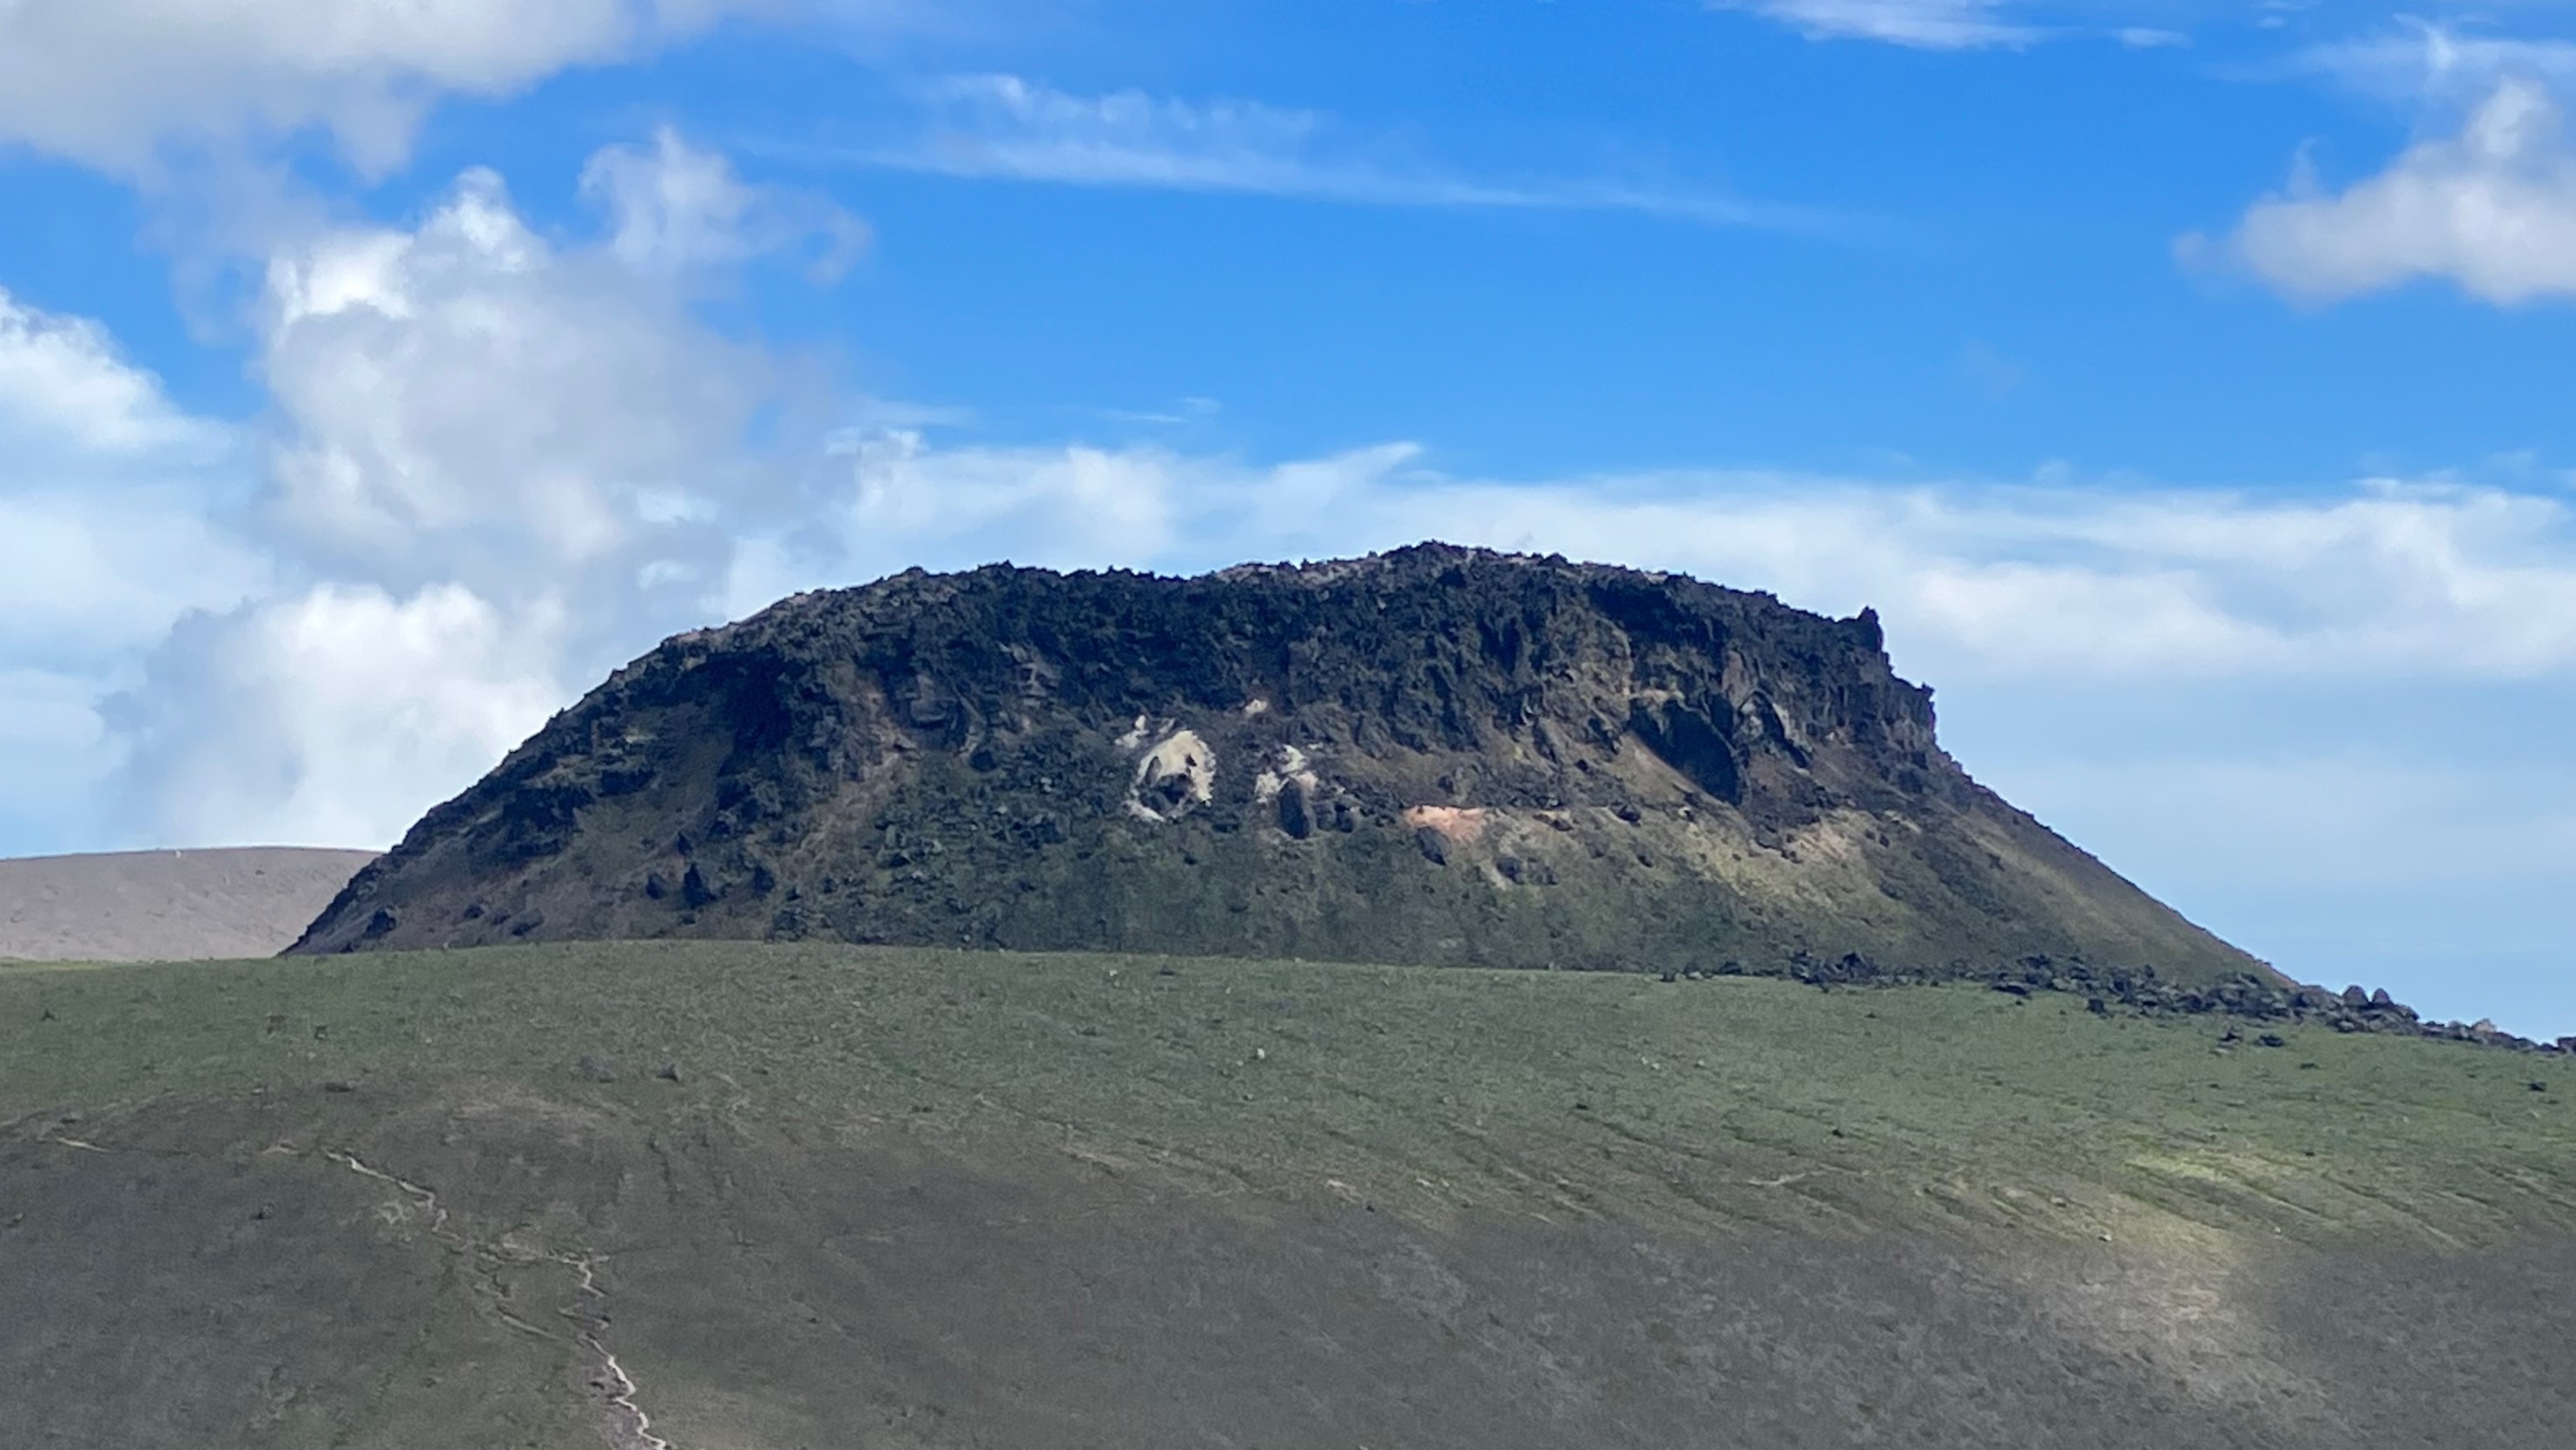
[557,1250,673,1450]
[28,1119,110,1153]
[14,1115,677,1448]
[325,1149,676,1450]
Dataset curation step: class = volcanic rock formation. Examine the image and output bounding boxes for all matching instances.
[293,545,2258,983]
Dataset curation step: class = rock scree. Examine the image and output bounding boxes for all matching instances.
[291,544,2261,983]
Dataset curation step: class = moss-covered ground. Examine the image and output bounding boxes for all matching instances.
[8,942,2570,1246]
[8,944,2575,1449]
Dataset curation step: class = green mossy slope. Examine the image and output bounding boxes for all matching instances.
[5,945,2573,1448]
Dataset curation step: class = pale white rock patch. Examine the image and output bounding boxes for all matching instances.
[1124,725,1217,823]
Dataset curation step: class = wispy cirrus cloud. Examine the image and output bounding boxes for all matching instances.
[2289,18,2576,105]
[2115,26,2189,50]
[783,74,1844,231]
[1707,0,2200,55]
[582,125,872,281]
[1712,0,2038,50]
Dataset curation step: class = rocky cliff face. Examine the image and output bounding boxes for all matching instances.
[293,545,2258,983]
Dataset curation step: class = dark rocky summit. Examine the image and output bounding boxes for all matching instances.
[294,545,2262,983]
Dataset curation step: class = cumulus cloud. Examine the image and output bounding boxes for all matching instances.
[0,287,259,646]
[0,132,875,855]
[2211,78,2576,304]
[0,287,257,679]
[80,132,862,851]
[0,489,270,663]
[0,285,268,850]
[109,584,570,850]
[0,289,228,459]
[0,667,126,852]
[0,0,783,173]
[257,160,774,595]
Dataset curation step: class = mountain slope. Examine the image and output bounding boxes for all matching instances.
[1,848,376,962]
[293,545,2256,983]
[4,943,2571,1448]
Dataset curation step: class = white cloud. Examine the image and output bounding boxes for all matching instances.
[0,490,270,661]
[712,428,2576,693]
[0,287,264,652]
[111,584,570,850]
[255,156,783,597]
[0,286,269,849]
[654,419,2576,693]
[803,74,1824,228]
[2291,20,2576,106]
[0,667,128,855]
[903,74,1329,190]
[2213,78,2576,304]
[582,125,869,281]
[50,134,859,850]
[1178,467,2576,685]
[0,0,772,172]
[1717,0,2189,50]
[1713,0,2037,50]
[0,288,225,458]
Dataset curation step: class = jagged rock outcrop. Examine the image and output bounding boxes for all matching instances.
[293,545,2261,983]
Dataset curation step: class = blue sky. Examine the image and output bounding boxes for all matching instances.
[4,1,2575,1034]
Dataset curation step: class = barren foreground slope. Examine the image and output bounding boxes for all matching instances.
[4,942,2571,1447]
[0,848,375,962]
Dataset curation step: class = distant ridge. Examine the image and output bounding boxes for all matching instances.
[2,848,377,963]
[294,544,2259,983]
